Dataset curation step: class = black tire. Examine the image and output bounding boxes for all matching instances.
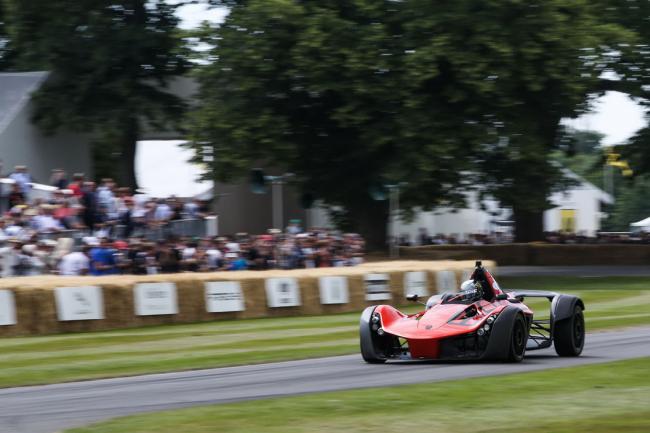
[554,305,585,357]
[359,307,387,363]
[506,314,528,362]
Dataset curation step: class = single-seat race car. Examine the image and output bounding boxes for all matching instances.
[360,261,585,363]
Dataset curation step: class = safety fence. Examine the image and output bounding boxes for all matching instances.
[37,217,218,244]
[0,260,495,337]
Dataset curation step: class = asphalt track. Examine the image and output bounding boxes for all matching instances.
[1,327,649,433]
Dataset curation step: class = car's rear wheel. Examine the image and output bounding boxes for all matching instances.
[554,305,585,357]
[506,314,528,362]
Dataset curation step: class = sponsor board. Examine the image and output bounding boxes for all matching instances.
[436,270,458,293]
[319,276,349,305]
[205,281,245,313]
[0,290,17,326]
[134,282,178,316]
[55,286,104,321]
[365,273,391,301]
[404,271,428,298]
[265,278,301,307]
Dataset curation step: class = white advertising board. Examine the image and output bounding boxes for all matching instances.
[0,290,17,326]
[436,270,458,293]
[134,282,178,316]
[365,273,391,301]
[55,286,104,321]
[319,276,349,305]
[205,281,245,313]
[404,271,428,298]
[265,278,301,308]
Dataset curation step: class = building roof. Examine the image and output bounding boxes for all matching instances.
[0,71,48,135]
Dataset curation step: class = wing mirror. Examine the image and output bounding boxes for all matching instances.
[406,294,420,302]
[495,293,508,301]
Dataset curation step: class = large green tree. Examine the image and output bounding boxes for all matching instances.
[190,0,627,243]
[3,0,188,188]
[449,0,623,241]
[189,0,495,247]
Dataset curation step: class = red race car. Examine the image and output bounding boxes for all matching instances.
[360,261,585,363]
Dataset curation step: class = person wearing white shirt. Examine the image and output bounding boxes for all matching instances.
[33,208,63,232]
[58,249,90,276]
[153,200,172,221]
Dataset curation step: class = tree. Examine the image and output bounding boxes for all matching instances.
[190,0,631,244]
[188,0,493,247]
[596,1,650,172]
[445,0,623,241]
[0,0,11,69]
[4,0,188,188]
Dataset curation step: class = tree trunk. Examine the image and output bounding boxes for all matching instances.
[119,116,139,191]
[513,206,544,243]
[346,199,389,252]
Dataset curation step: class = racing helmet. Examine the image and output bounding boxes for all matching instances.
[459,279,483,301]
[460,280,476,292]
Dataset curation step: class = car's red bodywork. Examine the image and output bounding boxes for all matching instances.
[376,298,531,359]
[361,262,585,363]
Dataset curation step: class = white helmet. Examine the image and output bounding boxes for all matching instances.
[460,280,478,292]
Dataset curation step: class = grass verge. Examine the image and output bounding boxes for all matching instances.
[65,357,650,433]
[0,276,648,388]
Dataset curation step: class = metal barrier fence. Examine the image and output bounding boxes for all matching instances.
[36,217,218,244]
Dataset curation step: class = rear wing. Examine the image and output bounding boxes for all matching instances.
[505,290,558,301]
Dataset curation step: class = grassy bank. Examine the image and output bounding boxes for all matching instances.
[66,357,650,433]
[0,276,648,388]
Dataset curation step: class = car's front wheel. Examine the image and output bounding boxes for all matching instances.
[359,307,394,363]
[506,313,528,362]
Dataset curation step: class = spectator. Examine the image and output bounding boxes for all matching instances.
[7,183,25,209]
[50,169,68,189]
[81,181,98,230]
[8,165,33,197]
[225,252,247,270]
[59,247,90,276]
[88,238,117,276]
[68,173,85,198]
[32,205,63,233]
[0,238,22,277]
[156,241,181,273]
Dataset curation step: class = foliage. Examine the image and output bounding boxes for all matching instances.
[188,0,504,246]
[553,128,605,189]
[599,0,650,171]
[188,0,631,243]
[602,175,650,230]
[0,0,11,69]
[462,0,625,241]
[3,0,189,187]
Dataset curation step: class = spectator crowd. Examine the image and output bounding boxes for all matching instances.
[0,165,366,277]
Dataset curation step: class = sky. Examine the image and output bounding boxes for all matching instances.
[137,3,649,197]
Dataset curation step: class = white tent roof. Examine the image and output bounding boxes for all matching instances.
[630,217,650,227]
